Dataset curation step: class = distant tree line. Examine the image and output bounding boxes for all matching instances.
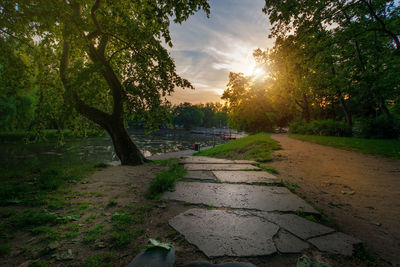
[172,102,228,130]
[222,0,400,138]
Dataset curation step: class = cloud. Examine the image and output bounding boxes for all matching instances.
[167,0,274,104]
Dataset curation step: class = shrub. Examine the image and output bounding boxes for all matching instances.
[358,116,399,139]
[289,120,352,137]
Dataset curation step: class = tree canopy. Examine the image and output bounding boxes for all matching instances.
[222,0,400,138]
[0,0,210,164]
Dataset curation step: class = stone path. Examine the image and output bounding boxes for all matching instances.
[163,156,361,258]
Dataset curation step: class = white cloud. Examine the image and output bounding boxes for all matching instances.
[167,0,274,104]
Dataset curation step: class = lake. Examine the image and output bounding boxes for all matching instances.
[0,129,224,167]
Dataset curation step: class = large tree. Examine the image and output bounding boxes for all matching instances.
[0,0,210,165]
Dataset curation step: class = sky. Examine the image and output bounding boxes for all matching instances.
[167,0,274,104]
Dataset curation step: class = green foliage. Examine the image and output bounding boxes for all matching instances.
[107,199,118,207]
[221,0,400,137]
[111,231,131,248]
[195,133,281,162]
[82,225,105,244]
[93,162,109,169]
[358,116,399,139]
[284,181,300,192]
[148,164,186,199]
[0,244,11,256]
[112,212,133,230]
[289,120,352,137]
[84,253,115,267]
[28,261,48,267]
[0,161,96,206]
[174,103,204,130]
[290,134,400,159]
[12,210,57,228]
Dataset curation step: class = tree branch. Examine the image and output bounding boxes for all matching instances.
[359,0,400,49]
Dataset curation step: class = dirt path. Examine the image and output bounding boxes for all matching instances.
[269,134,400,266]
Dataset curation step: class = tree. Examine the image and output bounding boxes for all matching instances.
[174,103,204,130]
[1,0,210,165]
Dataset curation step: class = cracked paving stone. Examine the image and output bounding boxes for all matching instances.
[169,208,278,257]
[273,230,310,253]
[184,164,261,171]
[183,171,217,182]
[163,182,317,213]
[256,213,334,239]
[308,232,362,256]
[212,171,281,184]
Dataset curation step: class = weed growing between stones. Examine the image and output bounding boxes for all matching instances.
[147,163,186,199]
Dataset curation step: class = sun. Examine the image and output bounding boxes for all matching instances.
[252,67,264,78]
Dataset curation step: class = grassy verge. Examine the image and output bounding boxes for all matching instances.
[290,134,400,159]
[194,133,281,162]
[147,162,186,199]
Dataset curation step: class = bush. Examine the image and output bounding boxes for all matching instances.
[357,116,399,139]
[289,120,352,137]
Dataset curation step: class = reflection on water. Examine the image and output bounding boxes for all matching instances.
[0,129,224,166]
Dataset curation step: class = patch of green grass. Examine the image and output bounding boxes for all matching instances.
[284,181,299,192]
[0,161,97,206]
[12,210,58,228]
[290,134,400,159]
[0,208,16,218]
[89,191,104,197]
[254,164,279,174]
[147,158,179,166]
[82,224,105,244]
[27,261,48,267]
[84,253,115,267]
[111,231,131,248]
[107,199,117,207]
[0,244,11,256]
[195,133,281,162]
[147,164,186,199]
[93,162,109,168]
[133,228,146,238]
[112,212,132,230]
[47,200,66,210]
[62,223,80,238]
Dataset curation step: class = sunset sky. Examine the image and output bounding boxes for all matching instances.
[167,0,273,104]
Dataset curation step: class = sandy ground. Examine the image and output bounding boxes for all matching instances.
[269,134,400,266]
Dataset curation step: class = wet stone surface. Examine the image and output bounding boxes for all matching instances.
[184,164,261,171]
[273,230,310,253]
[308,232,362,256]
[183,171,217,182]
[212,171,281,184]
[163,182,317,213]
[169,209,279,257]
[254,212,335,240]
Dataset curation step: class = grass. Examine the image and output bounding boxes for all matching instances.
[194,133,281,162]
[147,163,186,199]
[290,134,400,159]
[0,161,97,206]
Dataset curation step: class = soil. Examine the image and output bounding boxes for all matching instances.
[269,134,400,266]
[3,136,399,266]
[0,164,303,267]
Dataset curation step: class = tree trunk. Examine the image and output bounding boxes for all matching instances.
[302,93,310,123]
[338,94,352,127]
[104,117,147,165]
